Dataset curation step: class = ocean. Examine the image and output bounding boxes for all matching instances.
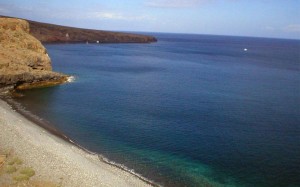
[15,33,300,187]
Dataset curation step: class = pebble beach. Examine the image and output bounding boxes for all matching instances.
[0,99,153,187]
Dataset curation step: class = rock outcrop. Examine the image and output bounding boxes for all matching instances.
[0,18,67,90]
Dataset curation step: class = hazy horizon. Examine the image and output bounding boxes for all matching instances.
[0,0,299,40]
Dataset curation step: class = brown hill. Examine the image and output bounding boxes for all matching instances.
[0,15,157,44]
[0,18,68,90]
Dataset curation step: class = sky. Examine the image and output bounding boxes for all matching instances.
[0,0,299,39]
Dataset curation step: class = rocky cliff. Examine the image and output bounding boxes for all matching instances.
[0,18,67,90]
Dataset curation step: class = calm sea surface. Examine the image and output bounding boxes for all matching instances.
[16,34,300,187]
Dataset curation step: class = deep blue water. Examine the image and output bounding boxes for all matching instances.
[16,34,300,187]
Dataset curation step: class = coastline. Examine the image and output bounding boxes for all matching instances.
[0,15,157,44]
[0,97,157,187]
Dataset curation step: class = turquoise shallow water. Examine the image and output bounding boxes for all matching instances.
[15,34,300,186]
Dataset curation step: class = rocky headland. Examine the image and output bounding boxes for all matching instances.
[0,15,157,44]
[0,18,68,90]
[28,19,157,43]
[0,16,157,90]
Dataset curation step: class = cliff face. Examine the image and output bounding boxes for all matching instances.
[0,18,67,90]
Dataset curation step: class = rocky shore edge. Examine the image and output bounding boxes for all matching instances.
[0,17,69,91]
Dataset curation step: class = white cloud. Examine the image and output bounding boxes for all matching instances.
[263,26,275,31]
[87,12,155,21]
[283,24,300,33]
[145,0,211,8]
[0,2,155,23]
[91,12,124,20]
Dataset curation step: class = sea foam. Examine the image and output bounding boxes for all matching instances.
[67,76,76,83]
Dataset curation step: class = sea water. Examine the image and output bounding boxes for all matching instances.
[15,34,300,187]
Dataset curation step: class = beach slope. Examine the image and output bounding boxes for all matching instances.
[0,99,152,187]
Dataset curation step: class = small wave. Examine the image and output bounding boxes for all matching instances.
[67,76,76,83]
[97,154,161,187]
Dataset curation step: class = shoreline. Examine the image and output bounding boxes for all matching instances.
[0,97,159,186]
